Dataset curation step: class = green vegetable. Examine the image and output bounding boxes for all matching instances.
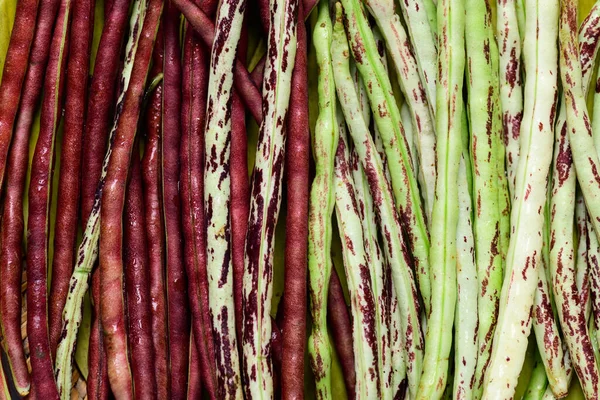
[307,2,339,397]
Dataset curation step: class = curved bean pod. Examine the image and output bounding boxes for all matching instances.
[0,0,57,393]
[307,3,338,397]
[27,0,72,395]
[54,0,152,396]
[124,146,157,399]
[49,0,94,357]
[180,17,218,400]
[203,0,248,394]
[482,0,559,396]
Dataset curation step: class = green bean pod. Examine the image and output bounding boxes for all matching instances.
[416,0,465,396]
[522,351,549,400]
[241,0,298,395]
[203,0,249,396]
[334,115,381,399]
[496,0,524,196]
[482,0,559,396]
[364,0,437,220]
[575,193,591,321]
[307,3,339,397]
[453,153,478,400]
[465,2,504,396]
[349,66,396,399]
[331,5,423,396]
[397,0,437,113]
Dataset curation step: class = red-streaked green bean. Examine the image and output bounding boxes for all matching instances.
[482,0,559,396]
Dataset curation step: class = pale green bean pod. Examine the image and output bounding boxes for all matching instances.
[453,152,478,400]
[203,0,249,394]
[331,5,423,396]
[364,0,437,220]
[241,0,298,395]
[416,0,464,396]
[496,0,524,196]
[334,115,381,399]
[349,65,397,400]
[465,2,504,396]
[397,0,437,113]
[307,3,339,397]
[482,0,559,397]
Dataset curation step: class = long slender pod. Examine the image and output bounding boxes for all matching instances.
[203,0,248,394]
[142,37,170,400]
[532,254,568,396]
[332,24,401,398]
[124,147,158,399]
[416,0,464,396]
[465,2,504,395]
[241,0,297,395]
[331,7,422,397]
[281,2,309,398]
[482,0,559,397]
[99,0,162,395]
[561,0,600,283]
[79,0,133,224]
[515,0,526,40]
[0,0,58,393]
[396,0,437,112]
[172,0,262,123]
[585,0,600,348]
[340,0,430,332]
[49,0,94,357]
[348,72,395,398]
[492,32,512,288]
[55,0,161,396]
[576,193,591,321]
[523,351,549,400]
[363,0,436,221]
[57,4,136,390]
[333,117,380,399]
[162,4,190,398]
[87,271,110,400]
[307,3,338,397]
[27,0,72,395]
[327,269,357,399]
[188,338,202,399]
[496,0,524,196]
[180,14,218,400]
[453,153,478,399]
[231,25,249,352]
[546,2,600,395]
[0,0,40,200]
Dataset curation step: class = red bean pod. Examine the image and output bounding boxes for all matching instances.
[0,0,40,199]
[231,21,249,353]
[162,3,190,399]
[0,0,57,393]
[26,0,72,395]
[87,271,111,400]
[172,0,262,124]
[281,3,309,399]
[79,0,132,222]
[141,33,170,400]
[180,16,218,400]
[124,144,158,399]
[49,0,94,357]
[187,335,203,399]
[328,269,357,400]
[99,0,163,397]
